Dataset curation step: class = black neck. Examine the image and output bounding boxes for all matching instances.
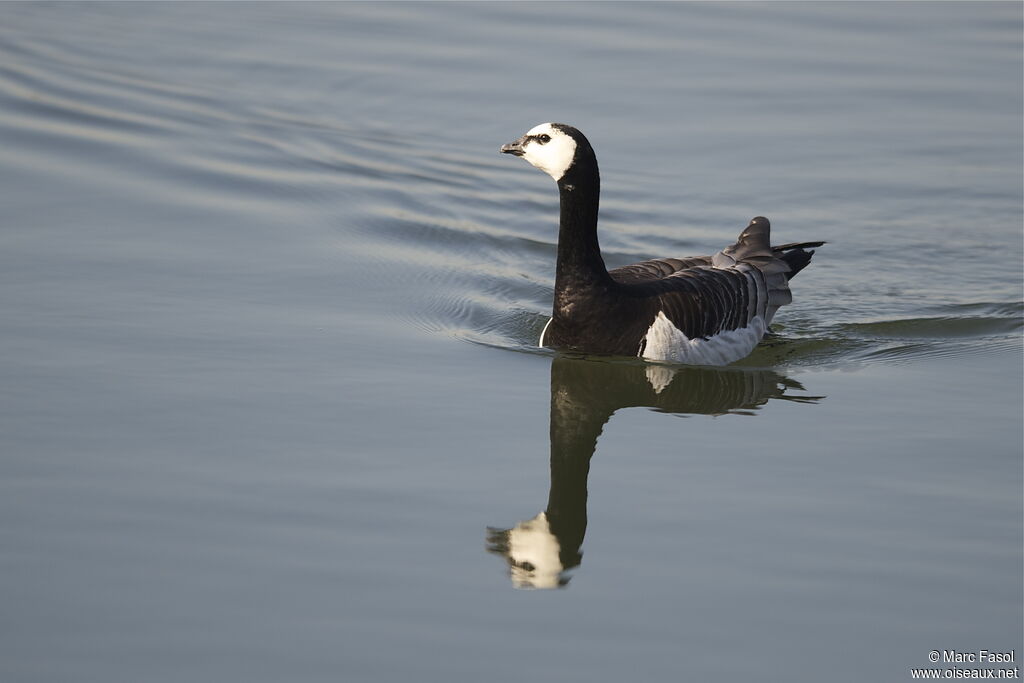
[553,152,612,302]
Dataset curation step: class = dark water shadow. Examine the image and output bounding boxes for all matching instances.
[486,355,824,589]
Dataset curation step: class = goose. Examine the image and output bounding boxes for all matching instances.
[500,122,824,366]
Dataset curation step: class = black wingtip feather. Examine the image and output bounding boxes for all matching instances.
[778,247,817,280]
[772,240,827,252]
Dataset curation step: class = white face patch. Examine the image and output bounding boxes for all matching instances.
[519,123,577,181]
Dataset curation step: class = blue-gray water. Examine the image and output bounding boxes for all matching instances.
[2,3,1021,682]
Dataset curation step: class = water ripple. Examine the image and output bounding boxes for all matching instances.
[353,156,1023,367]
[6,17,1016,372]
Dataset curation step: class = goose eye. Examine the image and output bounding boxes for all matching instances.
[537,134,551,144]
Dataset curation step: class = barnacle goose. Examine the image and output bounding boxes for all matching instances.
[500,123,823,366]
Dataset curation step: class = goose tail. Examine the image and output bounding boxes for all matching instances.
[773,241,825,281]
[713,217,826,281]
[712,217,824,324]
[712,216,784,274]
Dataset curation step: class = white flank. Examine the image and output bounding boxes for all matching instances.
[521,123,577,181]
[538,317,553,347]
[506,512,564,590]
[641,311,767,366]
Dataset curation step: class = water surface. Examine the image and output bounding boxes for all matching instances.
[1,3,1021,682]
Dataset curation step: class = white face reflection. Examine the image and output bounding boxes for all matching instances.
[505,512,565,589]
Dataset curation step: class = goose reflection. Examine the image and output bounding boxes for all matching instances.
[486,355,822,589]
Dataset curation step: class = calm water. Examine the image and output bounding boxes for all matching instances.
[2,3,1021,681]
